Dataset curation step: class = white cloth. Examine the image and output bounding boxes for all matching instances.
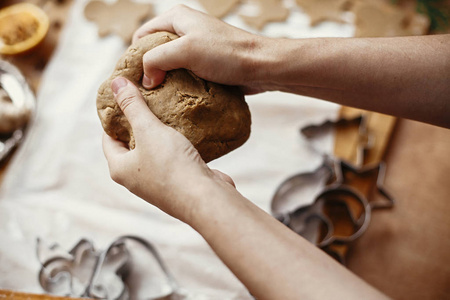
[0,0,353,298]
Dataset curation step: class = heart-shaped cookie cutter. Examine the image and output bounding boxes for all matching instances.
[37,235,181,300]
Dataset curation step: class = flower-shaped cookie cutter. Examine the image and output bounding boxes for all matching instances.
[37,235,181,300]
[0,60,36,162]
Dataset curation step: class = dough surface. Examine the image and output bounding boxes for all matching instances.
[97,31,251,163]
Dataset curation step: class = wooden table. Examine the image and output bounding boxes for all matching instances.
[333,108,450,299]
[0,290,84,300]
[348,119,450,299]
[1,1,449,299]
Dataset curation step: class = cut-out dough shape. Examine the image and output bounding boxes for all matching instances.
[84,0,153,43]
[352,0,429,37]
[295,0,350,26]
[198,0,241,18]
[240,0,290,30]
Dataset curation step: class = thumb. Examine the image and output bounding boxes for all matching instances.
[111,77,163,136]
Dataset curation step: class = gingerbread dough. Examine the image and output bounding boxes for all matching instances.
[198,0,241,18]
[84,0,153,43]
[295,0,350,26]
[97,32,251,163]
[240,0,290,30]
[352,0,429,37]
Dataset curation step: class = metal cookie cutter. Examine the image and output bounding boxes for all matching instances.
[0,60,36,162]
[271,115,395,263]
[335,159,395,210]
[301,114,374,167]
[273,174,372,249]
[271,159,373,265]
[37,236,182,300]
[270,156,335,217]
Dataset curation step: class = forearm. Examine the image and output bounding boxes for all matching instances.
[188,179,387,300]
[106,42,389,298]
[255,34,450,128]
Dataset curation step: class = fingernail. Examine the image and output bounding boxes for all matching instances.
[142,74,153,89]
[111,77,128,95]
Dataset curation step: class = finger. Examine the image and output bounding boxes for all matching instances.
[102,133,129,185]
[241,86,264,96]
[102,132,128,159]
[133,14,175,44]
[141,38,189,89]
[132,4,192,44]
[111,77,163,136]
[142,70,166,90]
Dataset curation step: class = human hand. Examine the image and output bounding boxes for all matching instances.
[102,77,235,222]
[132,4,271,95]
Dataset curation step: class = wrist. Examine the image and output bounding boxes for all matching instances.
[246,37,304,92]
[184,175,246,233]
[249,37,333,94]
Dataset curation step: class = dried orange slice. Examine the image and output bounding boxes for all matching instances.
[0,3,49,55]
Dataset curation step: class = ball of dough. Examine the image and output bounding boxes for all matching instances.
[97,31,251,163]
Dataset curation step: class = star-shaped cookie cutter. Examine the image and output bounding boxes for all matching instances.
[334,159,395,210]
[271,113,396,263]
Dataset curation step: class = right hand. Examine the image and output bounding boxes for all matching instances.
[103,77,235,223]
[132,4,270,95]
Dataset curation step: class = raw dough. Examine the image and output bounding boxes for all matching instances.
[97,32,251,163]
[84,0,153,43]
[352,0,429,37]
[198,0,241,18]
[295,0,350,26]
[240,0,289,30]
[0,88,30,134]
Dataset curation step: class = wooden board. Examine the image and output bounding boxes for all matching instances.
[0,290,84,300]
[332,106,450,299]
[334,106,397,166]
[348,119,450,299]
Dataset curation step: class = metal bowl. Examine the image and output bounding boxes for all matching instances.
[0,60,36,163]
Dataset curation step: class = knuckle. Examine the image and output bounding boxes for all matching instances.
[132,31,140,43]
[173,4,188,12]
[117,91,136,113]
[178,37,195,63]
[143,51,154,66]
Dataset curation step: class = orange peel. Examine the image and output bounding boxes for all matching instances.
[0,3,49,55]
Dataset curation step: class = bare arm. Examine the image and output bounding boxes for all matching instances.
[134,5,450,128]
[103,77,388,300]
[192,178,387,300]
[259,35,450,128]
